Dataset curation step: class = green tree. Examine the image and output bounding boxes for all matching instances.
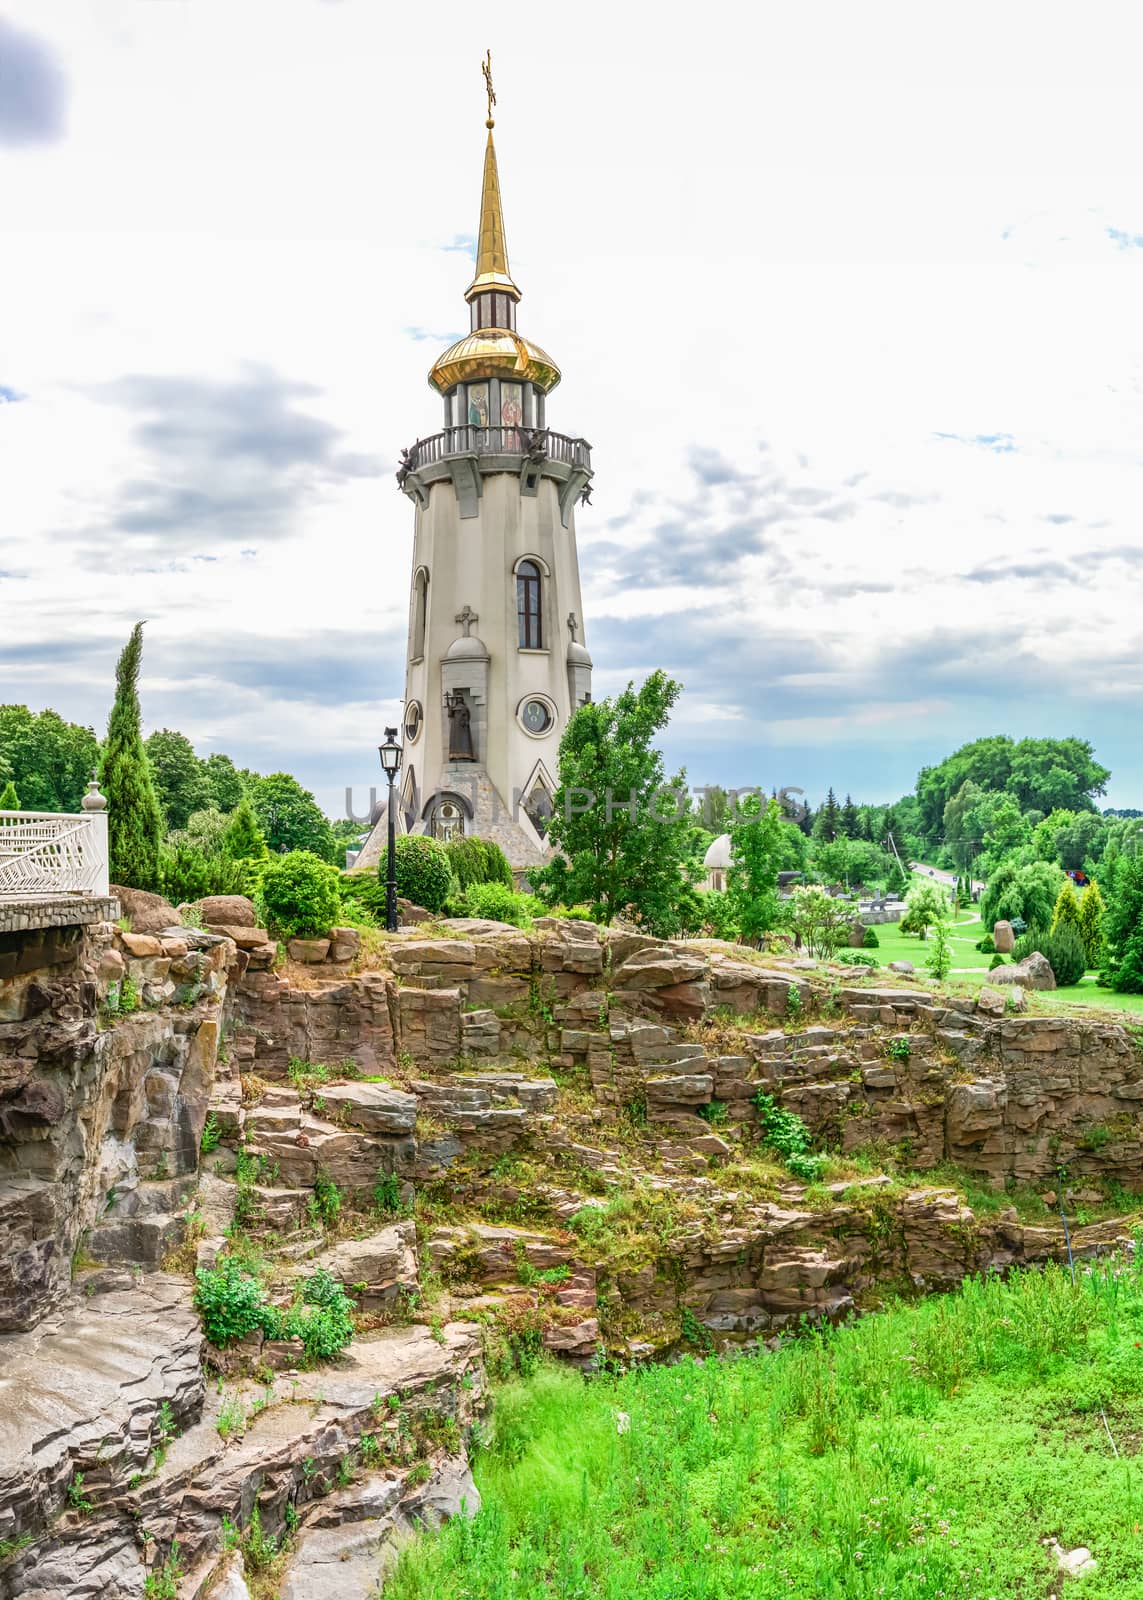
[813,787,842,843]
[259,849,342,939]
[979,859,1064,932]
[694,785,732,833]
[202,752,246,812]
[531,670,693,930]
[0,780,18,810]
[839,793,860,839]
[249,773,337,861]
[1101,854,1143,993]
[726,797,784,944]
[0,705,100,813]
[144,728,209,831]
[1079,879,1106,969]
[222,798,269,863]
[901,879,949,940]
[926,919,953,980]
[1006,737,1109,815]
[168,806,231,858]
[784,884,855,959]
[99,624,164,890]
[1049,878,1081,939]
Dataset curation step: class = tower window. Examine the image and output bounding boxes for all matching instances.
[412,568,428,660]
[516,560,542,649]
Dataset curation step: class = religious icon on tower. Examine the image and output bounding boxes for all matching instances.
[501,382,523,449]
[467,384,489,428]
[446,690,476,761]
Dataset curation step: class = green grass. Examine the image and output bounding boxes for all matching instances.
[866,912,993,977]
[1035,983,1143,1017]
[389,1255,1143,1599]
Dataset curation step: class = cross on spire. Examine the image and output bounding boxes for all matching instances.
[456,604,479,637]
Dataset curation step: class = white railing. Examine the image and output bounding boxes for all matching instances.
[0,808,110,899]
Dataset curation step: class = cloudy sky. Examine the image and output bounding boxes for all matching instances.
[3,1,1143,820]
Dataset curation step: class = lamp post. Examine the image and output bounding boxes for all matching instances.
[378,727,402,932]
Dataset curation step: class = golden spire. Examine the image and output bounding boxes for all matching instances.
[466,50,520,304]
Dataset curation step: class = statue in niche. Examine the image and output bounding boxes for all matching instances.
[446,690,476,761]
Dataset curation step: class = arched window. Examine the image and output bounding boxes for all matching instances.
[517,560,542,649]
[412,568,428,660]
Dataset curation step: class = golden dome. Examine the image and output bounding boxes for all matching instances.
[429,329,561,395]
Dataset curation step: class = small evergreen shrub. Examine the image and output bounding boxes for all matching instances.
[976,933,995,953]
[835,949,879,967]
[383,835,452,913]
[260,850,342,939]
[444,837,514,890]
[989,953,1006,970]
[160,843,250,906]
[862,925,880,949]
[1013,924,1086,987]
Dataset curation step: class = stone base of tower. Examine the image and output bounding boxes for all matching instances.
[350,763,547,878]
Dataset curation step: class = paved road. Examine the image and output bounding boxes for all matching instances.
[911,861,985,895]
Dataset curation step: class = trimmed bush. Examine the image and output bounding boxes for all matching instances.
[836,949,879,967]
[976,933,995,954]
[260,849,342,939]
[159,843,251,905]
[445,837,514,891]
[1013,924,1086,987]
[862,925,880,949]
[383,834,452,914]
[989,953,1006,970]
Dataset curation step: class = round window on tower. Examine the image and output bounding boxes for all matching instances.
[404,700,423,744]
[517,696,556,737]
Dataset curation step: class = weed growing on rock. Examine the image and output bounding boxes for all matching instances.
[752,1091,827,1181]
[200,1113,221,1153]
[66,1472,93,1516]
[142,1542,182,1599]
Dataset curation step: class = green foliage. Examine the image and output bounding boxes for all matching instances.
[1079,878,1106,968]
[752,1090,826,1180]
[373,1173,410,1217]
[200,1113,221,1154]
[925,919,953,980]
[979,858,1066,933]
[726,796,784,943]
[445,837,514,890]
[194,1257,275,1347]
[1050,877,1082,937]
[1101,853,1143,993]
[384,833,453,913]
[284,1268,356,1362]
[835,948,878,967]
[989,953,1007,970]
[694,888,740,941]
[530,670,695,930]
[260,850,342,939]
[0,780,17,810]
[917,734,1109,846]
[0,704,99,813]
[1013,924,1087,986]
[887,1036,911,1060]
[456,881,541,927]
[813,835,897,890]
[223,798,269,864]
[202,752,246,811]
[142,1543,183,1599]
[249,772,337,861]
[862,924,880,948]
[66,1471,94,1515]
[145,728,210,831]
[901,879,949,939]
[785,983,803,1020]
[783,885,855,959]
[696,1098,728,1125]
[309,1172,342,1229]
[976,933,995,953]
[158,842,250,905]
[167,805,230,858]
[100,623,165,890]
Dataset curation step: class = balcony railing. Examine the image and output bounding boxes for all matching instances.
[0,809,110,899]
[402,426,592,476]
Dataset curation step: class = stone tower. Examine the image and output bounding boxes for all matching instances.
[381,82,594,869]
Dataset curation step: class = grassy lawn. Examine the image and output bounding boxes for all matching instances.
[868,911,992,976]
[389,1259,1143,1599]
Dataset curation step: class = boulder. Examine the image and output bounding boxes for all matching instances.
[197,895,257,928]
[110,885,180,933]
[316,1081,418,1134]
[975,984,1007,1018]
[888,960,915,975]
[993,920,1015,954]
[209,924,272,951]
[309,1221,418,1307]
[287,938,331,964]
[991,951,1055,991]
[328,926,361,963]
[119,931,163,958]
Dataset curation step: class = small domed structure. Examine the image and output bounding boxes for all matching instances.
[566,639,592,667]
[446,632,490,661]
[703,833,731,892]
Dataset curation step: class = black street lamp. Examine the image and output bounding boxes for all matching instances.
[378,727,402,932]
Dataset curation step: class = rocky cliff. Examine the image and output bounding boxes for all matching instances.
[1,903,1141,1598]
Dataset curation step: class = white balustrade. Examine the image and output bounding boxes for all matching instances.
[0,806,110,900]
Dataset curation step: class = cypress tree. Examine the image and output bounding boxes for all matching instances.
[100,623,164,889]
[1050,877,1082,938]
[1078,879,1106,969]
[0,781,18,810]
[223,797,269,863]
[840,793,860,838]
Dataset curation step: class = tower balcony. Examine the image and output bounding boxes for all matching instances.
[397,426,593,524]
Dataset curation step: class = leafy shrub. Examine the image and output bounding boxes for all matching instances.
[193,1258,275,1347]
[457,881,542,927]
[444,837,514,891]
[989,953,1007,970]
[862,925,880,949]
[260,850,342,939]
[976,933,995,953]
[835,949,879,967]
[695,888,740,942]
[283,1268,356,1362]
[551,903,596,922]
[752,1091,826,1181]
[159,843,250,905]
[383,834,452,913]
[1013,924,1086,987]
